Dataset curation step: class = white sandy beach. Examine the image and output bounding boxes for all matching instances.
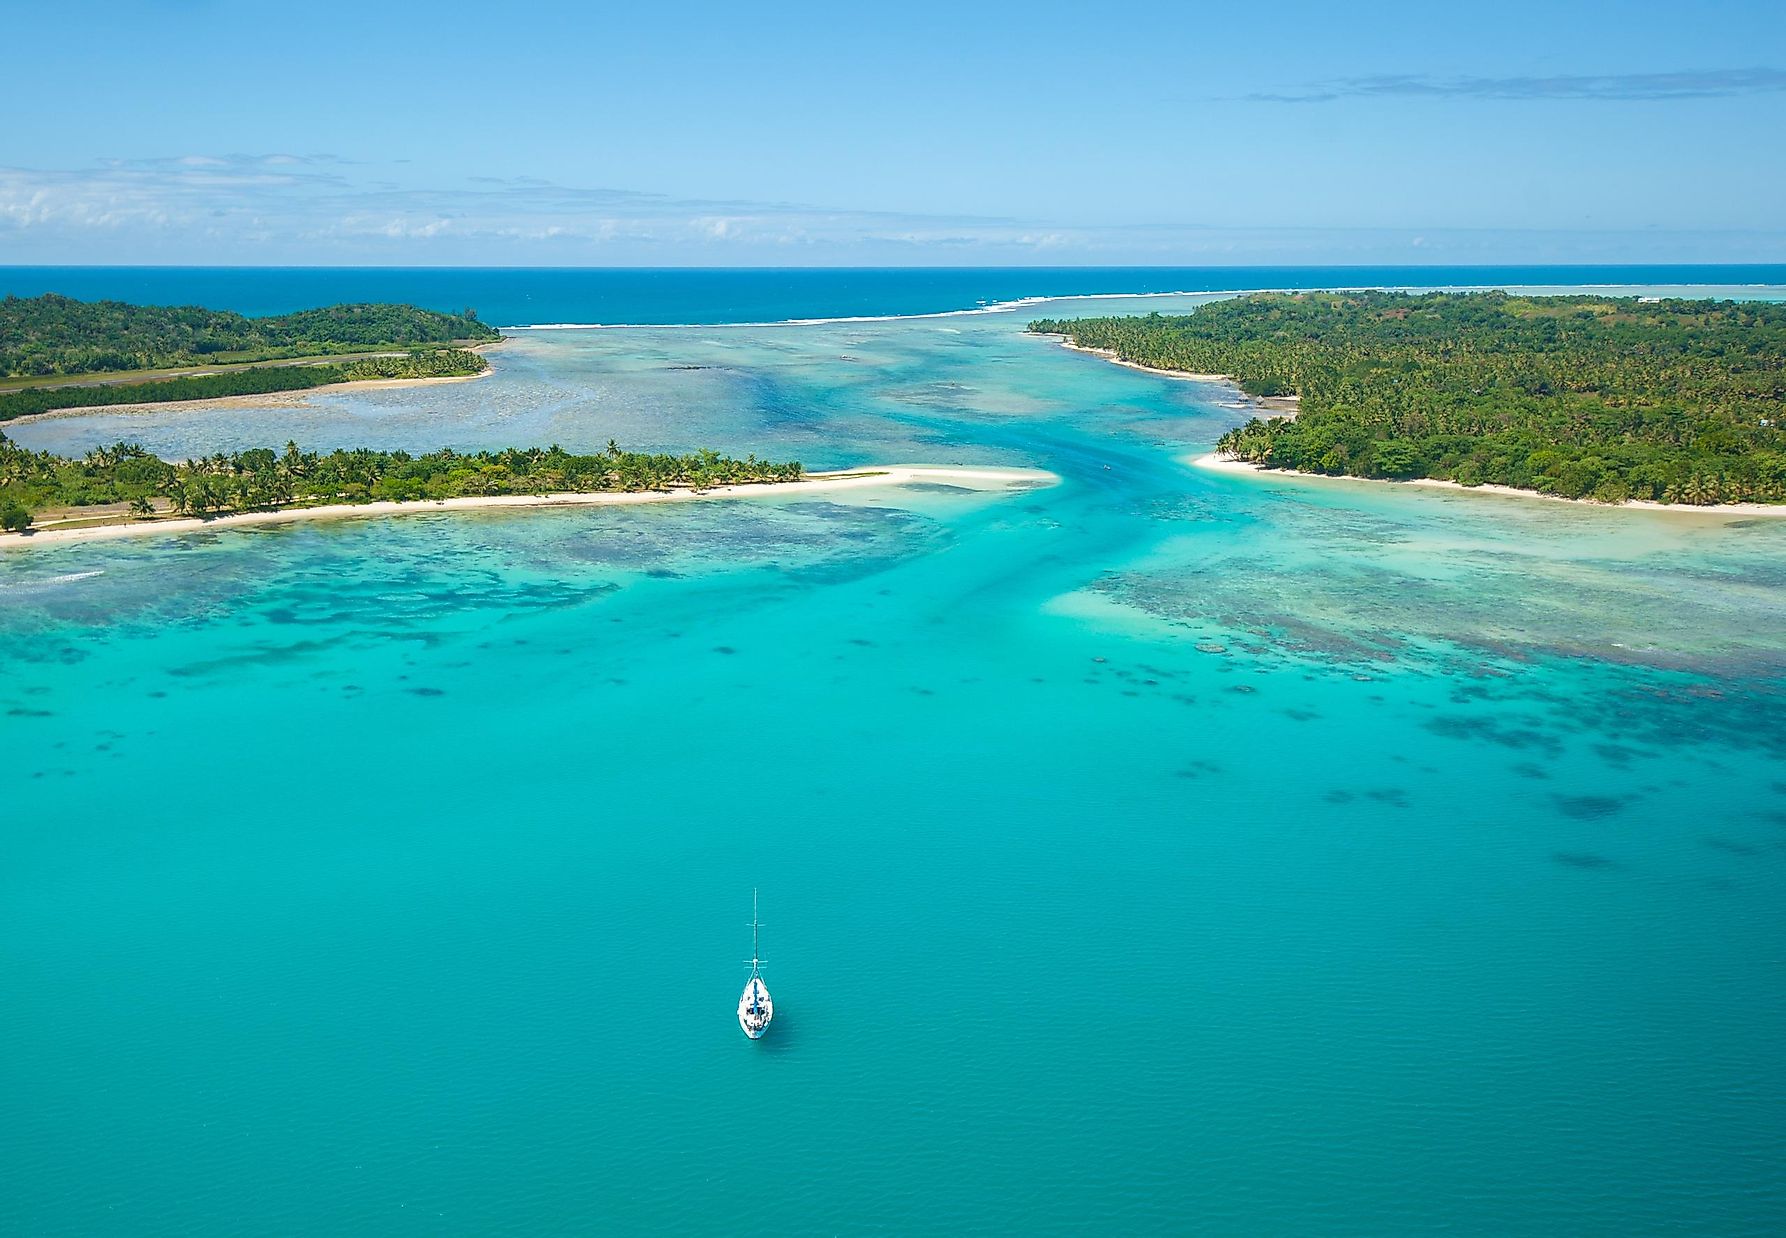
[1041,336,1301,416]
[1056,339,1233,383]
[0,465,1059,550]
[1190,452,1786,518]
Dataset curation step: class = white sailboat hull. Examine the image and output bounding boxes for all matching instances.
[738,976,773,1039]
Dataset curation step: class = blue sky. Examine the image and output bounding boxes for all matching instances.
[3,0,1784,265]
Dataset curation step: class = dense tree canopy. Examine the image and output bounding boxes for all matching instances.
[1032,292,1786,505]
[0,295,499,378]
[0,433,803,524]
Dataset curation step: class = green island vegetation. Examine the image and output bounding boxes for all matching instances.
[1031,291,1786,505]
[0,294,501,421]
[0,433,803,533]
[2,295,498,376]
[0,350,489,421]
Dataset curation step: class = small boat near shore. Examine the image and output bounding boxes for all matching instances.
[738,890,773,1040]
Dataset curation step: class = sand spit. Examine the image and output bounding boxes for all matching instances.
[0,466,1059,550]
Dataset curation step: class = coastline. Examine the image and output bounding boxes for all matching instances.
[0,465,1058,550]
[1041,336,1301,417]
[495,279,1786,332]
[1,340,504,427]
[1190,452,1786,518]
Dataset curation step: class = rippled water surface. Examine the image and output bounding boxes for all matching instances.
[4,290,1785,1236]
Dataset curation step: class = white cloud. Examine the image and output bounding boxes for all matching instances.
[0,155,1054,260]
[1,153,1783,265]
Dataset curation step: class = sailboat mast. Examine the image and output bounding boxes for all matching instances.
[751,888,760,975]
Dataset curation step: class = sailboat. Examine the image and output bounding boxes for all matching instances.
[737,889,773,1040]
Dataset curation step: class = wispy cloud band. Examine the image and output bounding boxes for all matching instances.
[3,151,1785,265]
[0,154,1036,258]
[1249,66,1786,104]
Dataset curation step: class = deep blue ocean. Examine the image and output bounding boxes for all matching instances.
[5,263,1785,325]
[4,270,1785,1235]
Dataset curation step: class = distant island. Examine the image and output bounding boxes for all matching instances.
[0,295,501,421]
[0,435,801,536]
[1032,291,1786,506]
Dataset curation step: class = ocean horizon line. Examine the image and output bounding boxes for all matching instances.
[7,261,1786,273]
[8,264,1786,334]
[498,281,1786,332]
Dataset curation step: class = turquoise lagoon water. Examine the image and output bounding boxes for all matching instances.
[4,285,1786,1235]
